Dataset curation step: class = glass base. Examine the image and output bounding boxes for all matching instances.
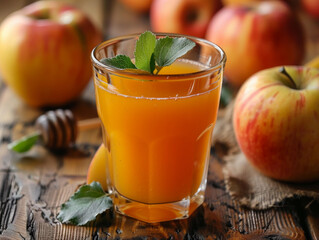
[113,190,205,223]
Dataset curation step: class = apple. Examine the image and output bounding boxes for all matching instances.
[87,144,108,191]
[305,55,319,68]
[205,1,305,88]
[0,1,102,107]
[150,0,221,38]
[233,66,319,182]
[118,0,153,13]
[301,0,319,18]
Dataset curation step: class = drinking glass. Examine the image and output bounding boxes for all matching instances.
[91,33,226,223]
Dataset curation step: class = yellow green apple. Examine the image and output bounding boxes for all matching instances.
[0,1,102,107]
[233,66,319,182]
[206,1,305,88]
[87,144,108,191]
[150,0,221,38]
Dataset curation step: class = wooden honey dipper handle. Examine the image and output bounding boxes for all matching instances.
[77,118,101,131]
[35,109,101,149]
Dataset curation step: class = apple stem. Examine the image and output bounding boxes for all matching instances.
[279,67,297,89]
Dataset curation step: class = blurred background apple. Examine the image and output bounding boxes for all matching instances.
[117,0,153,14]
[205,1,305,88]
[301,0,319,19]
[150,0,221,38]
[0,1,102,107]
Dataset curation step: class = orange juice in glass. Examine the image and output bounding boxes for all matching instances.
[91,33,226,223]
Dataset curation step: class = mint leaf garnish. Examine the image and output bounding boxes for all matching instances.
[57,182,113,226]
[8,132,41,153]
[100,31,196,75]
[134,31,156,73]
[100,55,136,69]
[154,37,196,67]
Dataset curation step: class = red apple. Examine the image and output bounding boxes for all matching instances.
[0,1,102,107]
[301,0,319,18]
[233,66,319,182]
[206,1,305,88]
[118,0,153,13]
[150,0,221,38]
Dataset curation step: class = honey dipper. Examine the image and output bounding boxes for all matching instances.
[35,109,101,150]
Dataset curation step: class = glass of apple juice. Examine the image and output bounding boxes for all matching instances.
[91,33,226,223]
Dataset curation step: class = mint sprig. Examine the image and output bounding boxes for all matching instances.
[100,31,196,75]
[57,181,113,226]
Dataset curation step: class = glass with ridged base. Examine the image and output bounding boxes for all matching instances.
[91,33,226,223]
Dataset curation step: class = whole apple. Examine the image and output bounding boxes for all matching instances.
[150,0,221,38]
[301,0,319,18]
[118,0,153,13]
[0,1,102,107]
[206,1,305,88]
[233,66,319,182]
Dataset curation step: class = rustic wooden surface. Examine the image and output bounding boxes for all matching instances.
[0,0,319,239]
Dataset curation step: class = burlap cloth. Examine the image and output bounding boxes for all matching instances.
[213,101,319,210]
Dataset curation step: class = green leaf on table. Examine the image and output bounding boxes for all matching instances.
[134,31,156,73]
[100,55,136,69]
[154,36,196,68]
[8,132,41,153]
[57,181,113,226]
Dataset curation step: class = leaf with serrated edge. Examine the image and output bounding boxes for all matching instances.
[154,37,196,67]
[57,182,113,226]
[134,31,156,73]
[101,55,136,69]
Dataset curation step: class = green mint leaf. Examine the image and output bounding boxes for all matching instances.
[57,182,113,226]
[8,132,41,153]
[101,55,136,69]
[154,37,196,67]
[134,31,156,73]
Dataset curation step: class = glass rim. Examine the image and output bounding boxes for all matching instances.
[91,32,226,80]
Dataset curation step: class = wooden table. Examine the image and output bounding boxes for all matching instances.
[0,1,319,239]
